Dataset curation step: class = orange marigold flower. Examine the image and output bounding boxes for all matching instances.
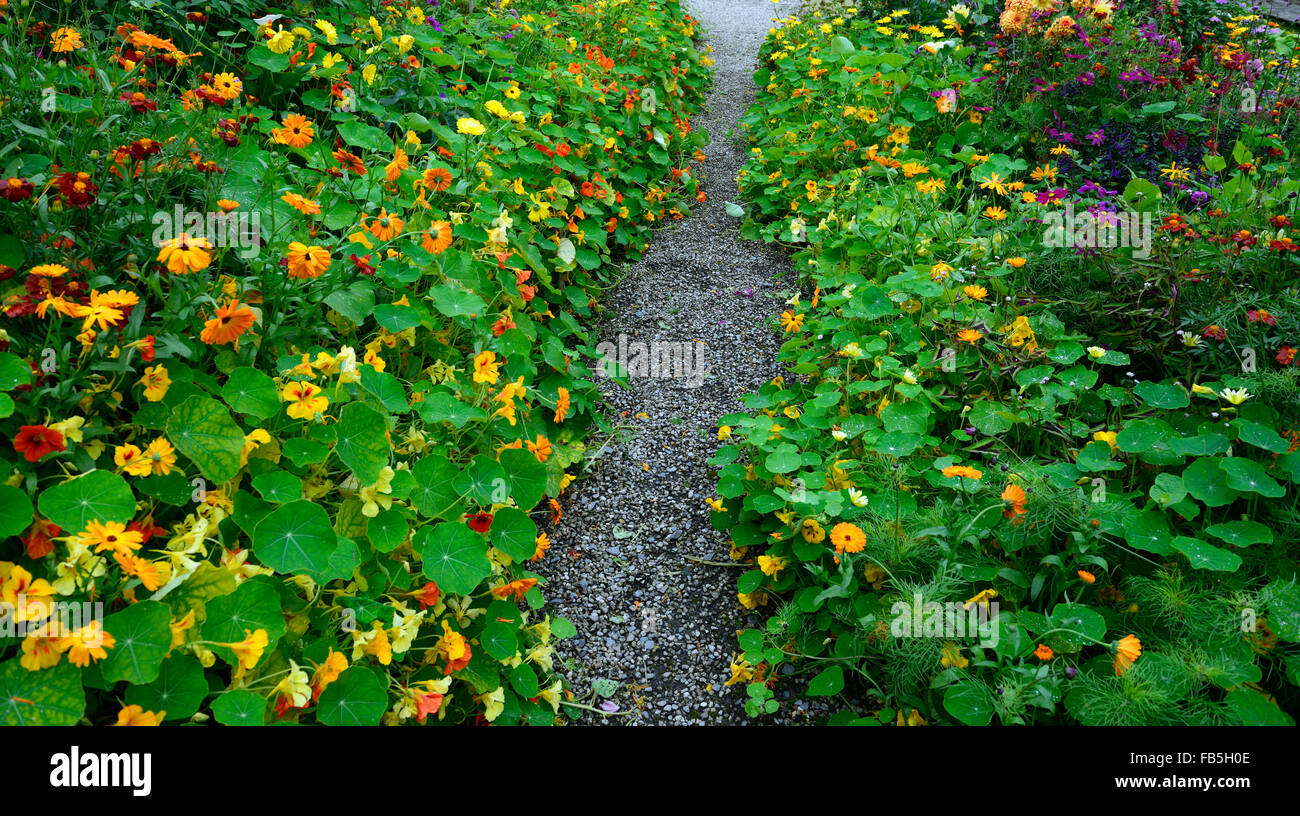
[1034,643,1054,660]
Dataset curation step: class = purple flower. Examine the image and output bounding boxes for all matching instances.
[1087,129,1105,146]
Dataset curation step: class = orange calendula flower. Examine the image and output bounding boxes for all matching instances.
[531,532,551,561]
[281,192,321,215]
[957,328,983,344]
[1034,643,1054,661]
[78,520,144,557]
[779,310,804,333]
[1113,634,1142,676]
[554,387,571,423]
[200,298,256,345]
[963,284,988,300]
[51,27,85,52]
[1001,483,1027,520]
[1078,569,1096,584]
[61,621,116,667]
[363,208,404,241]
[156,232,213,274]
[272,113,315,148]
[526,435,553,462]
[1006,257,1026,268]
[829,522,866,554]
[286,242,332,279]
[282,381,329,420]
[422,220,453,255]
[942,465,983,480]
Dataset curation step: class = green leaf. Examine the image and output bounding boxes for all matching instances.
[0,485,34,539]
[210,689,267,726]
[1149,473,1186,507]
[428,284,487,318]
[37,470,136,532]
[416,389,486,427]
[366,508,409,552]
[251,471,302,503]
[1220,457,1284,498]
[334,402,390,485]
[1232,419,1290,453]
[418,522,491,595]
[806,665,844,697]
[1226,688,1294,726]
[325,281,375,325]
[456,455,506,504]
[765,446,802,474]
[1173,536,1241,572]
[125,655,208,721]
[253,500,340,576]
[1123,511,1175,555]
[100,601,174,685]
[509,663,539,698]
[1048,603,1107,649]
[0,352,34,390]
[490,507,538,561]
[498,448,547,510]
[410,454,465,519]
[222,367,280,419]
[1133,381,1189,409]
[166,395,246,484]
[317,667,388,726]
[201,578,286,668]
[943,682,995,725]
[1205,520,1272,547]
[337,119,388,151]
[1183,457,1238,507]
[481,621,520,660]
[0,658,83,725]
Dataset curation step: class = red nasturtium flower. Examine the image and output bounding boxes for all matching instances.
[413,581,441,610]
[13,425,66,462]
[22,519,62,559]
[466,512,493,534]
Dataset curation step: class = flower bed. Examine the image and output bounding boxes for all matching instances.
[0,0,708,725]
[717,0,1300,724]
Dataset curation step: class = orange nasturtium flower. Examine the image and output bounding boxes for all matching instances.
[473,350,501,384]
[200,298,256,345]
[282,381,329,420]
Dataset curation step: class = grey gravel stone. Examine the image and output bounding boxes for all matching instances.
[533,0,837,725]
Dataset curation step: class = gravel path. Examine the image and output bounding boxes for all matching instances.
[534,0,815,725]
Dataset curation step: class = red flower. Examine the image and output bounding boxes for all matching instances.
[140,335,156,362]
[1247,309,1278,326]
[1,177,34,202]
[556,142,571,157]
[22,519,61,559]
[118,91,158,112]
[13,425,65,462]
[414,581,441,610]
[350,253,375,276]
[1201,324,1227,340]
[55,171,98,208]
[1269,214,1293,229]
[415,691,444,723]
[1277,346,1297,366]
[466,512,493,534]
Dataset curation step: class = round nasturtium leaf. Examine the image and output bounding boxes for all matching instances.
[316,667,388,726]
[498,448,547,510]
[124,655,208,721]
[489,507,538,562]
[366,508,409,553]
[0,485,34,539]
[410,454,465,519]
[1183,457,1238,507]
[334,402,390,486]
[0,659,84,725]
[418,522,491,595]
[200,578,286,669]
[252,500,339,575]
[944,681,995,726]
[37,470,136,532]
[211,689,267,726]
[481,621,520,661]
[221,367,280,419]
[166,395,246,484]
[100,601,175,686]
